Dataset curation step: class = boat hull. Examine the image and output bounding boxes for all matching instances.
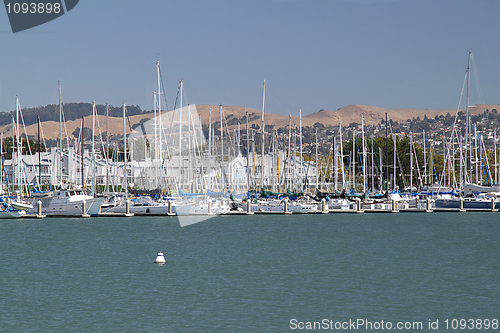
[113,203,192,216]
[11,202,33,211]
[0,210,26,219]
[27,196,104,216]
[434,198,496,210]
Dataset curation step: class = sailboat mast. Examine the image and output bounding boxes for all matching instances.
[393,134,397,190]
[287,115,291,189]
[252,130,256,189]
[154,89,160,189]
[410,132,413,192]
[339,122,345,189]
[208,108,212,156]
[443,130,446,186]
[385,112,388,192]
[261,80,265,190]
[315,127,318,190]
[465,50,471,183]
[293,127,297,191]
[209,107,212,190]
[474,124,478,183]
[299,108,303,192]
[188,104,192,191]
[106,103,109,192]
[123,103,128,197]
[153,92,157,184]
[178,80,183,190]
[81,116,85,189]
[379,147,383,191]
[423,130,427,187]
[245,110,249,191]
[157,60,162,172]
[271,133,275,192]
[92,101,96,196]
[361,114,366,193]
[333,135,338,191]
[59,81,62,188]
[352,129,356,191]
[16,96,21,191]
[495,129,498,184]
[38,115,41,190]
[459,134,464,189]
[220,104,223,179]
[0,133,3,191]
[371,133,374,193]
[277,131,281,193]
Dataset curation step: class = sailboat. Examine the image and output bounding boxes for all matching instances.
[0,191,32,218]
[433,51,499,210]
[0,97,33,218]
[24,82,104,216]
[111,196,192,216]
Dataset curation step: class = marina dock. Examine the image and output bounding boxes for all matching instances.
[19,205,500,219]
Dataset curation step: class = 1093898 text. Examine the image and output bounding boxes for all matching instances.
[5,2,61,14]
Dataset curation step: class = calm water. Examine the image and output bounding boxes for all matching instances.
[0,213,499,332]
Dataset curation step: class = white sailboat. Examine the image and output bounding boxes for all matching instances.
[0,190,31,218]
[111,196,192,216]
[23,82,104,216]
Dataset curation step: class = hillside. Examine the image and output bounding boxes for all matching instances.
[195,103,498,129]
[0,113,154,141]
[2,103,498,140]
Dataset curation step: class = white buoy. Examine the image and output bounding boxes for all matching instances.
[154,252,166,264]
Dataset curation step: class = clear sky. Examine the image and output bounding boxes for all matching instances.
[0,0,499,117]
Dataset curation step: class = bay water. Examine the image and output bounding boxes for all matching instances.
[0,213,498,332]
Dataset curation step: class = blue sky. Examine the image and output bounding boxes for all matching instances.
[1,0,499,116]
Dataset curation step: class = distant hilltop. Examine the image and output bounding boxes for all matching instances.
[195,103,497,128]
[1,103,497,140]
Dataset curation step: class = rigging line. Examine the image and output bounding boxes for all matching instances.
[18,102,39,189]
[303,149,312,191]
[125,110,133,134]
[221,107,238,158]
[38,118,48,153]
[440,129,458,187]
[470,53,486,105]
[437,70,470,188]
[460,134,470,184]
[181,84,189,106]
[480,135,492,185]
[21,159,31,195]
[324,136,334,184]
[266,84,289,115]
[165,110,176,158]
[76,120,81,154]
[95,111,110,183]
[220,107,237,188]
[356,146,368,192]
[173,81,182,110]
[424,133,440,184]
[388,121,408,189]
[1,152,9,189]
[410,140,422,189]
[60,104,71,152]
[199,129,210,191]
[157,65,169,111]
[40,122,53,185]
[441,77,467,185]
